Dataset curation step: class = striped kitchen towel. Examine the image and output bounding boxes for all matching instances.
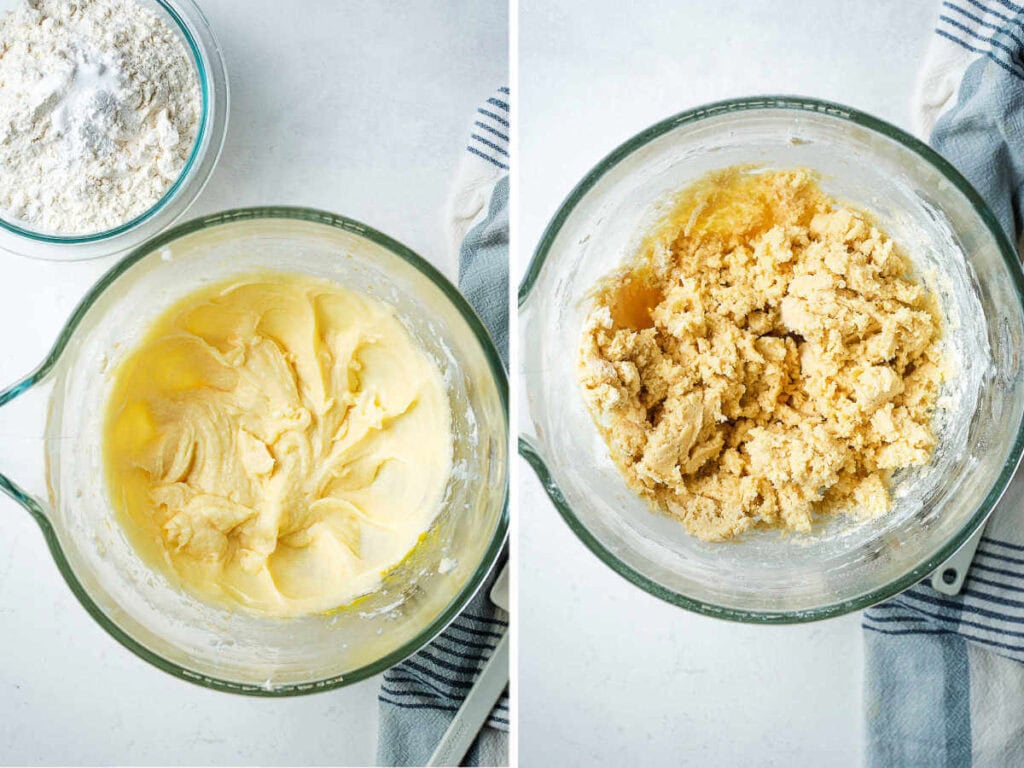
[864,3,1024,766]
[450,86,510,363]
[377,87,509,768]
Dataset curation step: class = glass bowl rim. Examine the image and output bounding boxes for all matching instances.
[1,205,510,695]
[0,0,212,245]
[518,94,1024,624]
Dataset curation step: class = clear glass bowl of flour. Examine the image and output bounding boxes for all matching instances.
[0,0,228,261]
[520,96,1024,622]
[0,208,508,693]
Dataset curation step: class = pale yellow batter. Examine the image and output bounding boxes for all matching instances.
[578,169,943,541]
[104,273,452,616]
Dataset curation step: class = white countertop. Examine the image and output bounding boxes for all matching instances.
[0,1,506,765]
[518,1,936,766]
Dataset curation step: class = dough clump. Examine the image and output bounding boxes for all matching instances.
[578,169,943,541]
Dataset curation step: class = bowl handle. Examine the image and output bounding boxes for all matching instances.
[930,523,988,596]
[516,288,567,506]
[0,369,53,524]
[518,434,570,514]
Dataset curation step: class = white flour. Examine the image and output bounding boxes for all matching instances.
[0,0,201,235]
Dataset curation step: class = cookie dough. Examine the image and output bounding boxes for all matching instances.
[578,169,943,541]
[104,273,452,616]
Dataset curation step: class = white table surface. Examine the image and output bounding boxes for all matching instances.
[519,1,937,766]
[0,1,506,765]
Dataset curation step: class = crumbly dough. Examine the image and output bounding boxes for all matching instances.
[578,169,943,541]
[104,274,452,616]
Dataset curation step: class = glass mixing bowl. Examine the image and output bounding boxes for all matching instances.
[519,96,1024,623]
[0,0,229,261]
[0,208,508,693]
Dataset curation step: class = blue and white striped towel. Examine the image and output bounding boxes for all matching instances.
[863,3,1024,766]
[377,87,510,768]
